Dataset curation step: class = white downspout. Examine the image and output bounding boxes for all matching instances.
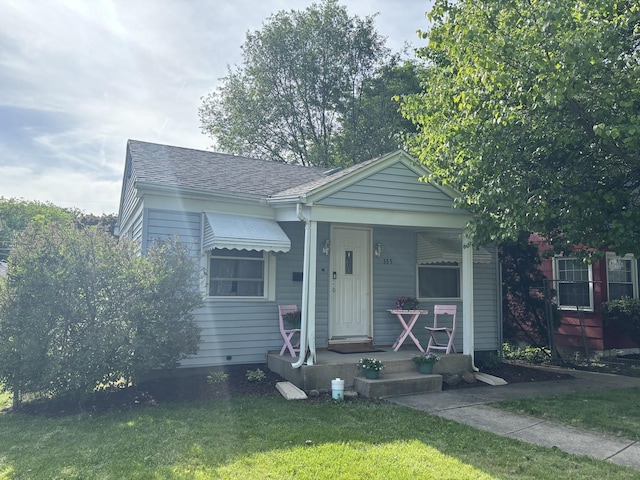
[292,204,317,367]
[462,232,477,370]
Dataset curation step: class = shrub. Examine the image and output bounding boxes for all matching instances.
[602,298,640,347]
[503,343,550,364]
[0,220,203,407]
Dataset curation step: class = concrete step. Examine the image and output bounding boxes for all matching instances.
[354,372,443,399]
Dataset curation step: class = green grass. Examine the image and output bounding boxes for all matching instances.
[0,394,637,479]
[495,387,640,441]
[0,387,10,411]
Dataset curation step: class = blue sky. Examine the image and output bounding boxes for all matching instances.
[0,0,432,214]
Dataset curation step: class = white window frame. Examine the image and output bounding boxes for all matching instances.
[417,263,461,301]
[606,253,638,301]
[206,249,276,300]
[553,256,594,311]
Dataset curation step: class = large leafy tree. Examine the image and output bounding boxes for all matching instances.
[0,198,74,260]
[0,198,118,261]
[500,233,558,347]
[200,0,417,168]
[0,220,202,407]
[336,57,422,166]
[401,0,640,255]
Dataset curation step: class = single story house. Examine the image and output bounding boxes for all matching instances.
[115,140,502,368]
[531,234,639,354]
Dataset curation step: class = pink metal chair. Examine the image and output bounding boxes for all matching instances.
[278,304,301,357]
[425,305,457,354]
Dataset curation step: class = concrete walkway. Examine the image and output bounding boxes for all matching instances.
[387,366,640,471]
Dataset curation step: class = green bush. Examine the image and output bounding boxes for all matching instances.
[602,298,640,347]
[0,220,203,407]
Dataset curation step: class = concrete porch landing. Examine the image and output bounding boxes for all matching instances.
[267,347,473,398]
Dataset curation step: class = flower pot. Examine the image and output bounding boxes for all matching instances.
[364,369,380,379]
[418,363,434,374]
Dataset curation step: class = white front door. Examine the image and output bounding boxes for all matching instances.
[329,226,372,341]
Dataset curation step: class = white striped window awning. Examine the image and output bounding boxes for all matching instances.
[202,213,291,253]
[417,233,492,264]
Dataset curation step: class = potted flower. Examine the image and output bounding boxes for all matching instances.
[412,353,440,374]
[283,310,301,328]
[357,358,385,379]
[395,296,420,310]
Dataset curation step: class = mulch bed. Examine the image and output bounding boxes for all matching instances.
[7,362,574,416]
[442,361,574,390]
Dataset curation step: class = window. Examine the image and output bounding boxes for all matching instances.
[418,263,460,299]
[554,257,593,310]
[208,249,266,297]
[607,254,638,300]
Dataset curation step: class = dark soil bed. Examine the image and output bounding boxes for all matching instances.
[8,361,574,416]
[458,361,574,389]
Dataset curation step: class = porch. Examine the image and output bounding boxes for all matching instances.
[267,346,474,398]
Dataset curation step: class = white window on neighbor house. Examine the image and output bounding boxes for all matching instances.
[606,254,638,301]
[553,257,593,311]
[418,263,461,299]
[208,249,275,299]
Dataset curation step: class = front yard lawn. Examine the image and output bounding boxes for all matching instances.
[0,392,638,479]
[495,387,640,441]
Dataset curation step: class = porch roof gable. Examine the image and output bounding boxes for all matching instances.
[268,150,461,206]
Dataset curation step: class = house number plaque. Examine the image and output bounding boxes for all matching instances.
[345,251,353,274]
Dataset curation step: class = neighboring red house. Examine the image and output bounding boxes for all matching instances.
[531,234,639,354]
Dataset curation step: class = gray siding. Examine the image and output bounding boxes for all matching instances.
[275,222,330,346]
[370,227,499,352]
[131,211,143,245]
[181,219,332,367]
[183,301,282,367]
[141,208,499,367]
[117,150,140,235]
[473,254,500,351]
[144,209,201,254]
[316,164,455,213]
[372,227,419,345]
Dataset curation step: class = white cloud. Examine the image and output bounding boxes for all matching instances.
[0,164,120,214]
[0,0,432,214]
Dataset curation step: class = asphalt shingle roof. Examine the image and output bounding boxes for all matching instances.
[127,140,329,198]
[270,156,381,198]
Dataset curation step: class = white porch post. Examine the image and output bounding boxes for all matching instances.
[306,220,318,365]
[461,232,475,365]
[292,212,317,367]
